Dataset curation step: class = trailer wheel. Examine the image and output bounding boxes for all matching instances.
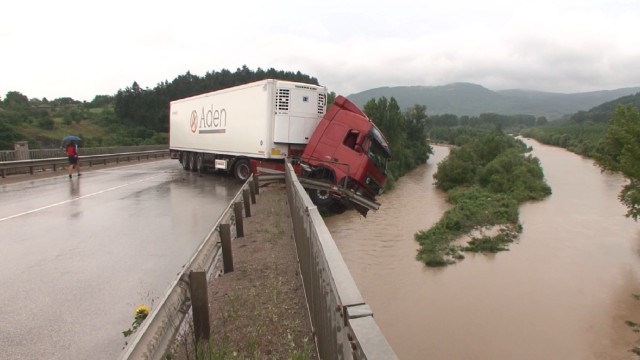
[196,153,204,174]
[181,152,190,170]
[233,159,252,181]
[188,152,198,172]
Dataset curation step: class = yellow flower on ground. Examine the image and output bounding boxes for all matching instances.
[135,305,150,318]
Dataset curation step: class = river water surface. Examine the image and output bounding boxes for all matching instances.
[325,139,640,360]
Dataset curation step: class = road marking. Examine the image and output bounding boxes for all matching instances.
[0,174,163,222]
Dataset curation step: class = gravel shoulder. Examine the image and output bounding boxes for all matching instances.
[172,183,317,359]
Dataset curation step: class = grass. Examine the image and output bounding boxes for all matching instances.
[17,118,108,147]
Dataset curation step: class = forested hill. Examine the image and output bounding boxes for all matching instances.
[568,92,640,123]
[347,83,640,120]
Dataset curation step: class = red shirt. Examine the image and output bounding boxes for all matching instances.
[66,144,77,156]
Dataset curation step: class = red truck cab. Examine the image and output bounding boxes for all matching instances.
[301,96,392,209]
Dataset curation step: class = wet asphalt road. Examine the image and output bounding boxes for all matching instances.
[0,160,242,359]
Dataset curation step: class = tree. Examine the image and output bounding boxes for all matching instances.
[0,122,24,150]
[363,97,433,186]
[3,91,29,110]
[595,104,640,220]
[404,104,432,165]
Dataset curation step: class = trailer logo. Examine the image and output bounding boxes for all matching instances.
[190,105,227,134]
[190,112,198,133]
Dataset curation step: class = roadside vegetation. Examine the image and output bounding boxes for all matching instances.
[415,129,551,266]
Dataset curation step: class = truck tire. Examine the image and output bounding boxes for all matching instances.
[308,168,340,210]
[181,152,190,170]
[329,202,348,214]
[309,187,334,208]
[233,159,252,181]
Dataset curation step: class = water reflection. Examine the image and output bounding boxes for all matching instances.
[326,141,640,360]
[69,178,81,197]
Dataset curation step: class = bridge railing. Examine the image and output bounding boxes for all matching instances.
[0,148,169,178]
[0,150,170,178]
[284,159,398,359]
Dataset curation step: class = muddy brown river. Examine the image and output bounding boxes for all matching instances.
[325,138,640,360]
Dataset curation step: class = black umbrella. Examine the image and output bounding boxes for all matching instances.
[62,135,81,146]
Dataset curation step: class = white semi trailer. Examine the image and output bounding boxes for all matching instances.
[169,79,327,180]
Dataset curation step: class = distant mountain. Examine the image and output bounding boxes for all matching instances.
[346,82,640,120]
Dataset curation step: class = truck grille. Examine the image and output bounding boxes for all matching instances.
[365,175,383,196]
[317,93,326,115]
[276,88,290,112]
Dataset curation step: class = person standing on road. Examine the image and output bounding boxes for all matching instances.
[66,141,81,178]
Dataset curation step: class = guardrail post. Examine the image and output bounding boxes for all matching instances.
[220,223,234,273]
[253,174,260,194]
[188,271,211,341]
[249,180,256,204]
[242,188,251,218]
[234,202,244,238]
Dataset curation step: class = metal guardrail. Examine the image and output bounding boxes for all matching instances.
[0,150,169,178]
[284,159,398,359]
[0,145,168,162]
[118,178,249,360]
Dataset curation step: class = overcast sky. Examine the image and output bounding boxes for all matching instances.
[2,0,639,102]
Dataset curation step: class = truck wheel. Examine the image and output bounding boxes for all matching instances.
[309,186,335,208]
[233,159,252,181]
[181,152,190,170]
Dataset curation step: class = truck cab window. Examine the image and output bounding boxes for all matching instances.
[343,130,359,150]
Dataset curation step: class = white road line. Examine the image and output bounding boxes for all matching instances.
[0,174,163,222]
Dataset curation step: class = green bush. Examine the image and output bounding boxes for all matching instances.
[415,130,550,266]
